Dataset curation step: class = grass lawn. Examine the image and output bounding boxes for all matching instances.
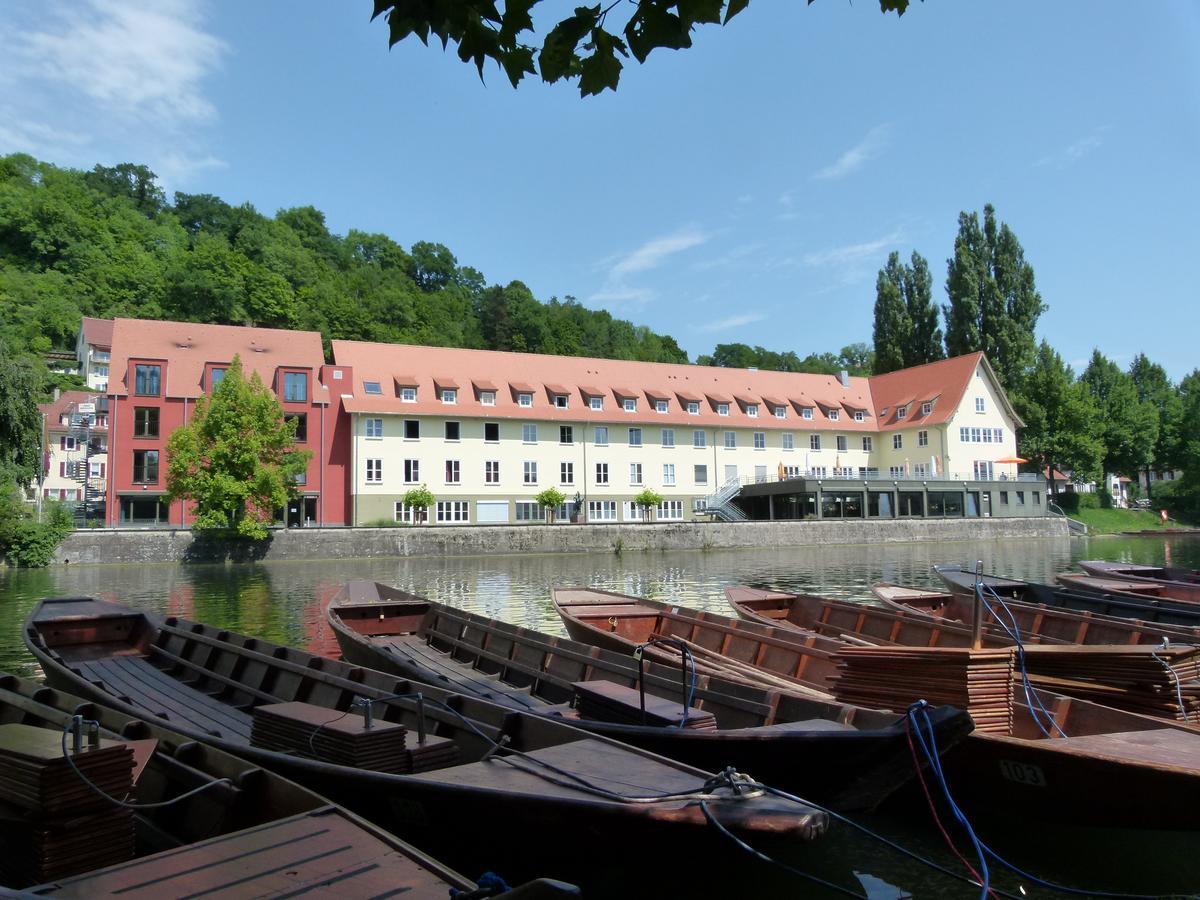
[1072,507,1183,535]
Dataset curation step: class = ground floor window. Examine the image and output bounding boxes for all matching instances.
[973,460,994,481]
[588,500,617,521]
[119,496,168,524]
[656,500,684,521]
[821,492,863,519]
[515,501,545,522]
[868,492,894,518]
[394,502,416,523]
[928,491,964,517]
[622,500,643,521]
[898,491,924,517]
[436,501,469,523]
[966,492,981,517]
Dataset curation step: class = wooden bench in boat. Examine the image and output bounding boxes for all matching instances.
[1050,730,1200,769]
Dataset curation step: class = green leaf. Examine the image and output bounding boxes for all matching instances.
[498,0,538,46]
[579,28,624,95]
[624,3,691,64]
[499,46,536,87]
[723,0,749,24]
[677,0,724,28]
[539,6,599,83]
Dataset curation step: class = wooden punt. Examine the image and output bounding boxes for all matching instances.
[553,588,1200,835]
[0,672,572,898]
[935,564,1200,628]
[1076,561,1200,604]
[23,597,828,894]
[327,581,974,812]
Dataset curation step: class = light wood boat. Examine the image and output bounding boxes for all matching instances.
[327,581,974,812]
[1076,561,1200,603]
[0,672,572,898]
[24,597,827,894]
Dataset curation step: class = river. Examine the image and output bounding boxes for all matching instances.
[2,532,1198,896]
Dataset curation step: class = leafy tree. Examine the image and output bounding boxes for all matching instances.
[633,488,664,522]
[370,0,913,97]
[84,163,165,217]
[165,356,311,539]
[0,340,44,486]
[696,342,871,376]
[401,484,436,524]
[872,252,909,374]
[1079,350,1158,489]
[943,204,1046,389]
[0,488,73,567]
[534,487,566,523]
[1129,353,1183,499]
[1016,342,1102,494]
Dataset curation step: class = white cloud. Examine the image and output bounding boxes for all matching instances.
[697,312,767,332]
[610,226,710,278]
[1034,128,1108,169]
[801,230,904,268]
[155,151,228,184]
[812,124,892,181]
[587,285,656,306]
[693,242,763,272]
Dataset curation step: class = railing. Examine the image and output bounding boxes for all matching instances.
[92,351,110,362]
[704,477,749,522]
[721,470,1042,488]
[1047,501,1088,535]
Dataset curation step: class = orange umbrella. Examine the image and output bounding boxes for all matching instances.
[995,456,1027,464]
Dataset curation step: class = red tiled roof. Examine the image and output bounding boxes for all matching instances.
[543,383,570,396]
[107,319,327,400]
[81,317,113,350]
[394,375,419,387]
[471,379,498,392]
[433,376,459,390]
[39,390,106,429]
[868,353,1000,431]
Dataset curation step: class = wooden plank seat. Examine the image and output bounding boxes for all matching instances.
[72,657,254,743]
[381,636,549,711]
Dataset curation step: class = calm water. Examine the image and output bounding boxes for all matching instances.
[3,533,1199,896]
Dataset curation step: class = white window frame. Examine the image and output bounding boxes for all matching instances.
[400,387,417,403]
[560,461,574,485]
[897,407,907,420]
[522,423,537,443]
[623,397,637,412]
[403,458,419,484]
[746,403,759,418]
[554,394,569,409]
[628,427,643,447]
[589,396,603,410]
[810,434,821,451]
[595,462,609,485]
[918,430,929,447]
[588,500,617,522]
[802,408,813,420]
[694,464,708,485]
[854,410,865,422]
[836,435,848,452]
[485,460,500,484]
[893,434,903,450]
[862,436,873,452]
[753,432,766,450]
[662,463,676,486]
[394,502,415,523]
[560,425,574,445]
[523,461,538,485]
[436,500,469,523]
[655,399,669,414]
[687,401,700,415]
[518,392,533,408]
[629,462,643,486]
[975,397,986,413]
[366,458,383,484]
[661,428,675,448]
[717,403,730,417]
[828,408,840,421]
[445,459,460,484]
[364,381,383,395]
[481,390,496,406]
[782,433,794,451]
[921,401,932,416]
[366,418,383,439]
[594,426,609,446]
[774,406,786,419]
[656,499,684,521]
[515,501,544,522]
[724,431,736,449]
[693,430,706,449]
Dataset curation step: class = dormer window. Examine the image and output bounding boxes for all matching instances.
[623,398,637,412]
[717,403,730,417]
[853,410,865,422]
[518,393,533,407]
[897,406,907,420]
[746,404,759,418]
[801,407,813,420]
[774,406,786,419]
[209,368,226,391]
[655,399,669,414]
[828,408,840,421]
[364,381,382,395]
[590,396,603,411]
[554,394,569,409]
[400,387,417,402]
[481,391,496,406]
[687,401,700,415]
[921,401,933,416]
[441,389,457,404]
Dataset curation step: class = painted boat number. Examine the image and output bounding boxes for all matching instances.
[999,760,1046,787]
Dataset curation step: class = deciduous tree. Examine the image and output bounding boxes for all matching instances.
[0,340,43,487]
[1016,342,1102,493]
[1129,353,1183,499]
[1080,350,1158,492]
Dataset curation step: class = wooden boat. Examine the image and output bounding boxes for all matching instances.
[934,564,1200,628]
[1056,572,1200,604]
[1077,560,1200,604]
[326,581,974,812]
[553,587,1200,838]
[0,672,572,898]
[24,597,828,894]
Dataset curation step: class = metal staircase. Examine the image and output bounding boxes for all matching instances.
[65,398,107,525]
[704,477,748,522]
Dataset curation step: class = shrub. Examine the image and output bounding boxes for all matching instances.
[0,492,74,568]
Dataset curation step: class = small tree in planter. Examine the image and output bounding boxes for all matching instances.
[401,484,435,525]
[535,487,566,524]
[633,488,664,523]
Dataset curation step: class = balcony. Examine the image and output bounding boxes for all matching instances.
[92,351,110,363]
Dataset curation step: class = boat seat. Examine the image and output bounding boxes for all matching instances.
[72,656,254,743]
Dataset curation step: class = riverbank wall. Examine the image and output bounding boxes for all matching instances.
[51,517,1069,566]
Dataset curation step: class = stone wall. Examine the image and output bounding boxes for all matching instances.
[53,517,1069,566]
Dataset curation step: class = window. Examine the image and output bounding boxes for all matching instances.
[836,435,848,452]
[366,418,383,439]
[590,396,603,410]
[366,459,383,484]
[364,381,382,395]
[436,501,469,523]
[445,460,460,484]
[560,425,573,445]
[694,464,708,485]
[724,431,736,449]
[445,421,460,441]
[828,408,840,421]
[561,462,574,484]
[993,428,1004,443]
[661,428,675,448]
[285,413,307,443]
[890,466,905,478]
[523,461,538,484]
[657,500,684,521]
[810,434,821,451]
[283,372,307,403]
[404,419,420,440]
[132,450,159,483]
[594,426,609,446]
[687,401,700,415]
[774,406,786,419]
[896,406,906,420]
[554,394,569,409]
[960,426,970,442]
[918,430,928,447]
[862,436,873,452]
[913,463,929,477]
[810,466,827,478]
[588,500,617,521]
[403,459,418,483]
[134,364,161,396]
[717,403,730,417]
[971,427,982,443]
[89,460,104,478]
[518,392,533,407]
[595,462,609,485]
[209,368,226,391]
[94,364,109,378]
[974,460,994,481]
[922,401,933,416]
[975,397,986,413]
[1000,491,1009,505]
[656,399,669,414]
[440,389,456,405]
[133,407,159,438]
[754,432,766,450]
[662,463,676,486]
[623,398,637,412]
[485,460,500,484]
[1016,491,1026,505]
[1033,491,1041,505]
[893,434,903,450]
[854,410,865,422]
[693,430,706,449]
[747,403,759,418]
[516,502,544,522]
[401,387,417,402]
[523,424,538,443]
[802,407,813,420]
[481,390,496,406]
[629,428,643,447]
[484,422,499,442]
[394,502,415,524]
[782,433,795,451]
[630,463,643,485]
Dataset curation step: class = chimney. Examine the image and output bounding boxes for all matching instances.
[839,369,849,389]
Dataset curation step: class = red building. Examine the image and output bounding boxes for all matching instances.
[104,318,352,527]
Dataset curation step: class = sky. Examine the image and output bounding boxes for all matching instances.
[1,0,1198,379]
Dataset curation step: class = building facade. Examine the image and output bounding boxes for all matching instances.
[76,317,113,392]
[38,390,109,517]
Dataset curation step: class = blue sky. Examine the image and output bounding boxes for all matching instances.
[2,1,1197,379]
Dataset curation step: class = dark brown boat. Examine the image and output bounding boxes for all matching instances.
[1077,560,1200,603]
[327,581,974,812]
[24,597,828,894]
[0,672,572,898]
[552,587,1200,839]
